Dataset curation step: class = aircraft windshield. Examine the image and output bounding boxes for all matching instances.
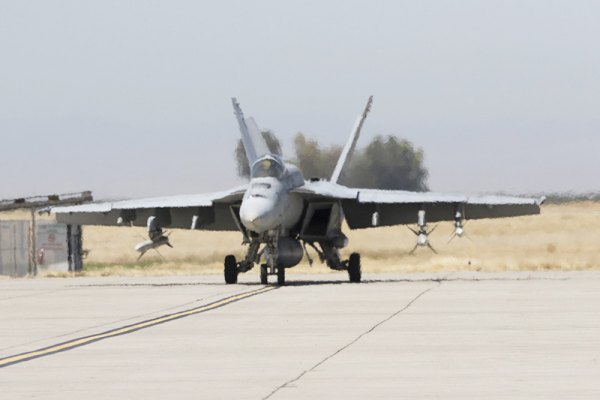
[251,157,284,178]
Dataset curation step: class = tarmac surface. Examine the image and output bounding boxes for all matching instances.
[1,271,599,399]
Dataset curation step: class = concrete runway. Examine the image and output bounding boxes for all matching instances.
[1,271,599,399]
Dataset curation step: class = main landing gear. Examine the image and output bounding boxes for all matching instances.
[224,233,289,286]
[224,236,362,285]
[305,241,362,283]
[347,253,361,283]
[225,256,287,286]
[224,255,238,284]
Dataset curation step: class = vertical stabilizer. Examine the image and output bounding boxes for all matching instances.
[244,116,271,159]
[232,98,271,166]
[330,96,373,183]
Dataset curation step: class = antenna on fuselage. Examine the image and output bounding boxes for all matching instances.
[330,96,373,184]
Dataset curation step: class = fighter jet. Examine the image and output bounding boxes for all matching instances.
[53,97,544,285]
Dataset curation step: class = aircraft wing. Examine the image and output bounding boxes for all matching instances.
[53,186,248,231]
[295,181,543,229]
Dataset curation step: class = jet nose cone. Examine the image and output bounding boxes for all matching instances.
[239,199,275,233]
[242,209,269,224]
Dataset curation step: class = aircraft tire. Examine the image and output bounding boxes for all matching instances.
[277,266,286,286]
[260,264,268,285]
[348,253,361,283]
[224,255,238,284]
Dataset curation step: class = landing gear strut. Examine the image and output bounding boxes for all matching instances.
[224,232,288,286]
[223,235,263,284]
[258,232,287,286]
[307,241,362,283]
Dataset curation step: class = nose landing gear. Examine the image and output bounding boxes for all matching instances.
[224,233,289,286]
[259,264,286,285]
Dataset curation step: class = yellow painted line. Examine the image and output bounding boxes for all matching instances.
[0,286,275,368]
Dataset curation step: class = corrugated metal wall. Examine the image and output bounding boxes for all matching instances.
[35,221,69,273]
[0,221,73,277]
[0,221,30,277]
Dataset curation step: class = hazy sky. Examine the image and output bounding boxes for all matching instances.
[1,0,598,200]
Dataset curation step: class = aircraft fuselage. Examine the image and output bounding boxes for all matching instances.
[239,159,305,234]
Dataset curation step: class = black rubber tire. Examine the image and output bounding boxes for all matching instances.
[224,255,238,284]
[260,264,268,285]
[348,253,361,283]
[277,266,286,286]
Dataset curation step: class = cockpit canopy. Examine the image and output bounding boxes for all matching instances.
[251,156,285,179]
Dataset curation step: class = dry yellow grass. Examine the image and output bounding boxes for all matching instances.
[48,202,599,277]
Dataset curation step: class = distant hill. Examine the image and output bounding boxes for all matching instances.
[539,192,600,204]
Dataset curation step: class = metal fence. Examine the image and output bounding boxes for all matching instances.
[0,221,81,277]
[0,221,30,277]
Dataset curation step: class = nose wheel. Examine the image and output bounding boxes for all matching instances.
[259,264,286,286]
[277,267,286,286]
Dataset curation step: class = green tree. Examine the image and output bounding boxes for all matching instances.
[234,131,429,191]
[343,135,428,191]
[234,131,282,179]
[292,133,342,179]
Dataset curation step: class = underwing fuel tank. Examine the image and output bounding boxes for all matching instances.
[264,237,303,268]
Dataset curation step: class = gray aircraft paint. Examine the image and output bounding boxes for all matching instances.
[53,98,542,282]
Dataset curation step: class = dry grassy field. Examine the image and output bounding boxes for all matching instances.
[48,201,599,277]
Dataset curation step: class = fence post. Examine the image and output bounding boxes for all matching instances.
[29,209,37,276]
[67,224,83,272]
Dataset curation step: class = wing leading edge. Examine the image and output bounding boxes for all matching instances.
[53,186,247,231]
[295,181,543,229]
